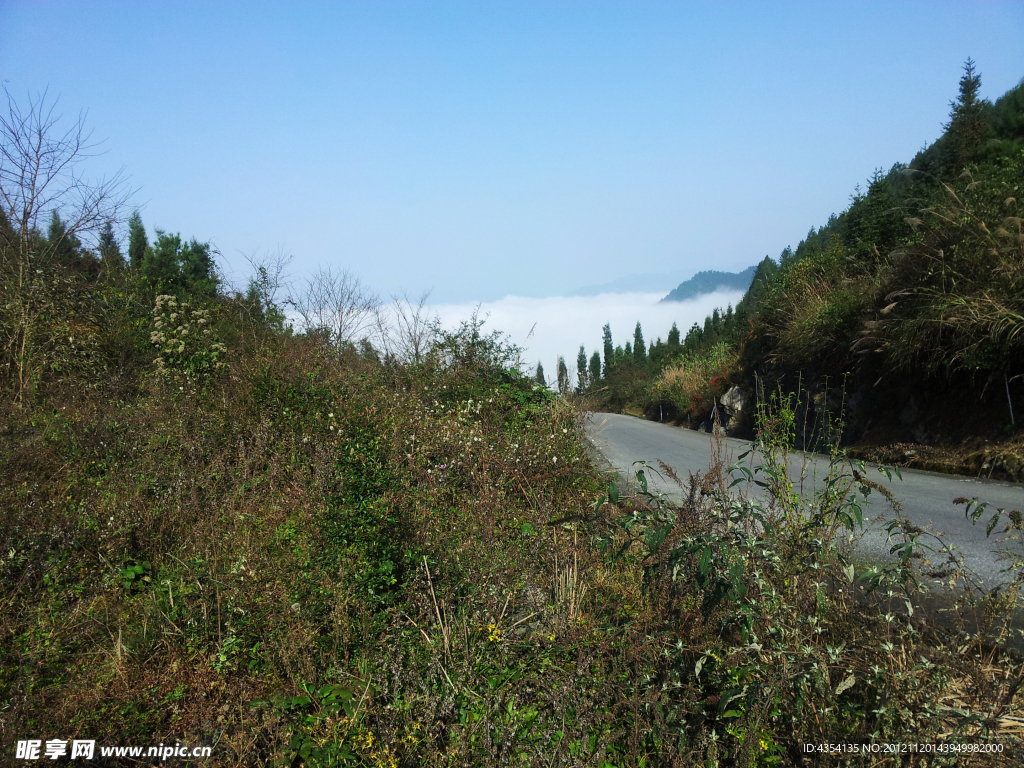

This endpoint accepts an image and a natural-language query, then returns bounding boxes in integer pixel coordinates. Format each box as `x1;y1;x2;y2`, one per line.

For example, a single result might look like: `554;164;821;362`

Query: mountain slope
661;265;757;302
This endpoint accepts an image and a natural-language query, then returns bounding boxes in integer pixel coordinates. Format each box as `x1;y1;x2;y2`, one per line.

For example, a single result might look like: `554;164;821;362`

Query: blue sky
1;1;1023;304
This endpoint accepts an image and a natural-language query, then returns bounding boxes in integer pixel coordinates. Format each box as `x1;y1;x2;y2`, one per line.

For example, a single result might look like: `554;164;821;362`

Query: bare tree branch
241;247;292;309
0;87;132;276
378;289;437;364
289;266;379;351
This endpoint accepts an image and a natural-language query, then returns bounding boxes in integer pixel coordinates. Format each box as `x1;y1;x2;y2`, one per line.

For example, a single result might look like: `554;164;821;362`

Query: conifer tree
98;220;124;269
127;210;148;270
723;304;735;342
535;362;546;386
179;238;217;294
588;352;601;385
557;356;569;394
141;230;218;294
684;322;702;353
633;321;646;363
667;322;680;347
602;323;613;377
576;345;588;390
46;211;81;266
945;58;988;173
143;229;182;286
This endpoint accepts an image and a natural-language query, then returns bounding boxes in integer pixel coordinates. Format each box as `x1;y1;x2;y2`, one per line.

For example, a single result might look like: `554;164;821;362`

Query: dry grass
654;342;737;420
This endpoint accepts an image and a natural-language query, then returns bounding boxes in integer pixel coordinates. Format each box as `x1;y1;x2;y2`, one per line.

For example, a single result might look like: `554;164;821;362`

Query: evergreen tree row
4;206;219;297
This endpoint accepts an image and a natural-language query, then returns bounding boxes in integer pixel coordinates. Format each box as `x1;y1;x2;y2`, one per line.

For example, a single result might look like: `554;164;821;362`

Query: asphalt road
586;412;1024;588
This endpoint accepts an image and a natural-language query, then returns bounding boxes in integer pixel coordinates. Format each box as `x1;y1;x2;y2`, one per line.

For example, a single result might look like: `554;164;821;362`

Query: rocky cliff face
719;385;752;437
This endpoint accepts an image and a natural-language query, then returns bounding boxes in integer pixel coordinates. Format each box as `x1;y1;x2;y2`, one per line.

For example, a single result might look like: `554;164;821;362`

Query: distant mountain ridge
660;265;757;302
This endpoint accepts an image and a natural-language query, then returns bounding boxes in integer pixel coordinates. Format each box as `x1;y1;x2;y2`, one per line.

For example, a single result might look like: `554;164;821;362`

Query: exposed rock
719;386;752;436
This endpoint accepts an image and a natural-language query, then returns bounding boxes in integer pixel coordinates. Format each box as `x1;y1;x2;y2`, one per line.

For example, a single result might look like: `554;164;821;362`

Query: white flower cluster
151;295;227;380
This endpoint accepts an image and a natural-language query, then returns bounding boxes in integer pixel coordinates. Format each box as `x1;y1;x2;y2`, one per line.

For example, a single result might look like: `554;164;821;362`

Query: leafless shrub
241;247;292;310
288;266;379;352
377;289;437;365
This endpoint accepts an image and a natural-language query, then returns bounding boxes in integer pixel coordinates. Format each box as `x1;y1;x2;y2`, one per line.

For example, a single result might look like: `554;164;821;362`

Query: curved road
586;412;1024;588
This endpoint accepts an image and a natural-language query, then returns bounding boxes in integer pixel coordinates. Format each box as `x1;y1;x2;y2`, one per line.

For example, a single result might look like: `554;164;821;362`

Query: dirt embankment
849;439;1024;483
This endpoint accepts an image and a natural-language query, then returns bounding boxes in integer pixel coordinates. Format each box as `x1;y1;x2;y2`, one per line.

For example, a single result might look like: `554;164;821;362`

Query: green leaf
987;509;1003;537
636;469;648;494
699;546;712;577
645;523;671;555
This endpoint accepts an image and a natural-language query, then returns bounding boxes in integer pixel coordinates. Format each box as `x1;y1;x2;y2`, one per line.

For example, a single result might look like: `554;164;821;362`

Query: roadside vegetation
578;61;1024;478
4;79;1024;767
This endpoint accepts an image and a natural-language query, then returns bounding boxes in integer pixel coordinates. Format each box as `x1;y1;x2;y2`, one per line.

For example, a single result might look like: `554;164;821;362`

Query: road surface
586;412;1024;588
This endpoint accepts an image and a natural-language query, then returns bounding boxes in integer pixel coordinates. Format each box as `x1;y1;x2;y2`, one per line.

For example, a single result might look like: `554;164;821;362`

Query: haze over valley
431;288;746;378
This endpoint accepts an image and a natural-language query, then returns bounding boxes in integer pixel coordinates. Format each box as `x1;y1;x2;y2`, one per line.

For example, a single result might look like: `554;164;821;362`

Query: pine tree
723;304;735;342
667;322;680;347
143;229;182;286
588;352;601;384
98;220;125;269
180;238;217;294
535;362;546;386
141;229;218;294
557;356;569;394
46;211;81;266
684;322;702;354
576;345;588;391
633;321;646;363
945;58;988;173
602;323;613;377
127;210;148;270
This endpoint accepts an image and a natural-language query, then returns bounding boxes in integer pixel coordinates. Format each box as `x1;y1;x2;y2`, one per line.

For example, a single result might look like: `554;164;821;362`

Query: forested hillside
584;61;1024;479
661;265;757;303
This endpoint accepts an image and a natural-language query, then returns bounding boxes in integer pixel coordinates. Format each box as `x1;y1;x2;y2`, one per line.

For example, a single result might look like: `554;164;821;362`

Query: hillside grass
3;272;1024;766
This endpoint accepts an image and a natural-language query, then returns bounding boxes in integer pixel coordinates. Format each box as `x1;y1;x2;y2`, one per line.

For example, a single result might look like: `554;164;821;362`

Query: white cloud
429;290;745;381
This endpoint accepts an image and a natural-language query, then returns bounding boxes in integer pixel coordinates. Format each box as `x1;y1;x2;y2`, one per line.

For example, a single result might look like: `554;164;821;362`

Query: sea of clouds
429;290;746;383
